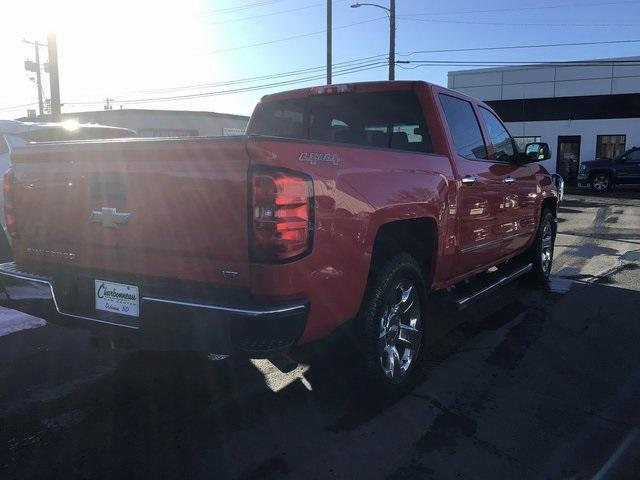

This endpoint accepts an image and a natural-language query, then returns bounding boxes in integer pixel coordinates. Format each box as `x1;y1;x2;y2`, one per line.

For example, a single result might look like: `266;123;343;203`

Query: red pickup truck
0;81;559;389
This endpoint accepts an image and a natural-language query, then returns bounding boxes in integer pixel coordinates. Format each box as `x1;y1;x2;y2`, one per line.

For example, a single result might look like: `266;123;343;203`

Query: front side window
596;135;626;159
438;94;487;160
480;107;516;163
624;148;640;162
0;136;8;155
249;90;433;153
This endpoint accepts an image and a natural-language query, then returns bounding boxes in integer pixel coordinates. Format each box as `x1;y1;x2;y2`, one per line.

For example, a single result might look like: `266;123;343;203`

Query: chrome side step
452;263;533;309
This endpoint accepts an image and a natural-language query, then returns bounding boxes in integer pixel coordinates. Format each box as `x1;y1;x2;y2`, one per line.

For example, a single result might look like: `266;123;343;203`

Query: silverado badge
298;152;340;166
90;207;131;228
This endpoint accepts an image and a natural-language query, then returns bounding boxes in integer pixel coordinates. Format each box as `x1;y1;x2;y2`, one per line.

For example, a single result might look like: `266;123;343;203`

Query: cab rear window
249;90;433;153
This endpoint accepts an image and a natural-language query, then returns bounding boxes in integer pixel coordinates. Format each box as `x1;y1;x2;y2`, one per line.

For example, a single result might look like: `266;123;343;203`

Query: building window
596;135;626;160
513;136;541;153
138;128;199;137
222;127;245;136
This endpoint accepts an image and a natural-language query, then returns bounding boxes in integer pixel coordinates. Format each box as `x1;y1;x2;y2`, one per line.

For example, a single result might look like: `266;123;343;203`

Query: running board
444;262;533;310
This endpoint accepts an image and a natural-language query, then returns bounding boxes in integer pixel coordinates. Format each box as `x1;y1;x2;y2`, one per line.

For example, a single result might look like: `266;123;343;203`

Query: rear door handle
503;176;516;184
461;175;477;185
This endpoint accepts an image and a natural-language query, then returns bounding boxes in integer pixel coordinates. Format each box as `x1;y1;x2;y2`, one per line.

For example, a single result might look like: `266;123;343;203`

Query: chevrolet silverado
0;81;558;389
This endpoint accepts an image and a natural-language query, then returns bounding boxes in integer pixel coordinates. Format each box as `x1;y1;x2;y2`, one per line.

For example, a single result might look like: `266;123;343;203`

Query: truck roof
259;80;484;105
260;80;429;102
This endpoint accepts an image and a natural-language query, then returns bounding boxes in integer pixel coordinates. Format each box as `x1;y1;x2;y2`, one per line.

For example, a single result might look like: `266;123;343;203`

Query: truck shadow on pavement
2;272;640;479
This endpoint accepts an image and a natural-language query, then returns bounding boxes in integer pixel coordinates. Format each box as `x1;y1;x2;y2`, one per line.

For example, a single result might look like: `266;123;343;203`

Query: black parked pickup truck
578;147;640;192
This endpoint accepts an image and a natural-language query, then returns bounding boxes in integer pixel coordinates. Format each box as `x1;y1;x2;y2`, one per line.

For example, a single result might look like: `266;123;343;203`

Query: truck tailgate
10;137;251;288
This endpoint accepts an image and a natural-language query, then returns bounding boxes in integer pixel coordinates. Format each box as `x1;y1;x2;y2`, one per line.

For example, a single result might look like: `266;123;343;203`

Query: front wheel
528;209;556;283
359;253;426;389
590;173;611;192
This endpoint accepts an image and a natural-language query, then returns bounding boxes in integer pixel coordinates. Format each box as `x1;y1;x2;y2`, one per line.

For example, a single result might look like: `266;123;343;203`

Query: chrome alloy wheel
592;175;609;191
541;221;554;274
378;279;422;383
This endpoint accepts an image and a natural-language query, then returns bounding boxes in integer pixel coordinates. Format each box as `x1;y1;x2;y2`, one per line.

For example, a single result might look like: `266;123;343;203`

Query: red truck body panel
5;81;558;348
11;137;251;288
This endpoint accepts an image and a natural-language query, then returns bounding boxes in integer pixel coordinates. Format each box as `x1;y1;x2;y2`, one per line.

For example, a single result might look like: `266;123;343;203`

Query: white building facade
20;109;249;139
448;57;640;184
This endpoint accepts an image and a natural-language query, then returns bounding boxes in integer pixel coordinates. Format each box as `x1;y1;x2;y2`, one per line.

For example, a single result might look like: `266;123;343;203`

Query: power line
400;38;640;57
201;16;386;55
0;102;39;113
57;38;640;104
400;0;640;18
397;60;640;70
196;0;290;17
204;0;348;26
62;54;389;101
64;62;388;106
399;16;640;27
401;60;640;65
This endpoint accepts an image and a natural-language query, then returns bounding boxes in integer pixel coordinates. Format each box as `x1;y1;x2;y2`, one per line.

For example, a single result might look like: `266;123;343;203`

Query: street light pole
351;2;395;81
327;0;332;84
389;0;395;80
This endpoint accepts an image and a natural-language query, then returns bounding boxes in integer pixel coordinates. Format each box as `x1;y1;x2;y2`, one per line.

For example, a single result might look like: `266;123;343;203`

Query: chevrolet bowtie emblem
89;207;131;228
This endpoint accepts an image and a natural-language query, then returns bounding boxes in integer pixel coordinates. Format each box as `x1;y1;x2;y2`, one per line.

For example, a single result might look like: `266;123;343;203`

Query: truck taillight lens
3;167;17;238
250;167;313;262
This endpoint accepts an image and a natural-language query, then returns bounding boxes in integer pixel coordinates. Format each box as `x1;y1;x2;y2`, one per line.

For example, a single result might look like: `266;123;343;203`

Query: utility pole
22;40;45;116
389;0;395;81
47;32;61;118
34;42;44;115
327;0;332;84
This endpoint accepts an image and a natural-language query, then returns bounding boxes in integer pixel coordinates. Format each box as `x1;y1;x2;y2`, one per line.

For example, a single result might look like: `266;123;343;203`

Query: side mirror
525;142;551;162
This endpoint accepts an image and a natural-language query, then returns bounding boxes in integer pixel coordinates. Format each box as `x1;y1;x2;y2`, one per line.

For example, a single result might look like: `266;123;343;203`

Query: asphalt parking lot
1;191;639;480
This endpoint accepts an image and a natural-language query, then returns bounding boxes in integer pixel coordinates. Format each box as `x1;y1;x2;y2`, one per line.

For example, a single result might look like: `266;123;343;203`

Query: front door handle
503;176;516;184
461;175;477;185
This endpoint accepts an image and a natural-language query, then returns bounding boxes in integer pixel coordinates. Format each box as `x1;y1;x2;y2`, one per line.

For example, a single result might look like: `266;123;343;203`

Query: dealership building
20;109;249;138
448;57;640;184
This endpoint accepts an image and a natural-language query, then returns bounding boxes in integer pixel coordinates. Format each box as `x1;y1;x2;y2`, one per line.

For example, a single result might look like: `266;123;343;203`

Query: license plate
95;280;139;317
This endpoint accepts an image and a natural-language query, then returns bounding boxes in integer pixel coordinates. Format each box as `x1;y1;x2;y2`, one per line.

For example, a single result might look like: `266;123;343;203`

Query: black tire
358;252;426;390
0;230;12;262
590;173;611;192
528;209;556;284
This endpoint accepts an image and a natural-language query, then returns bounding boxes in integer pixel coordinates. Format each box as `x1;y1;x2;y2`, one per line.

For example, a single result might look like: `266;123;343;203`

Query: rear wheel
359;253;426;389
590;173;611;192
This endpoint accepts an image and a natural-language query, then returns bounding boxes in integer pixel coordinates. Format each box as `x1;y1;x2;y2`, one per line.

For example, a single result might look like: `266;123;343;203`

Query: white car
0;120;137;259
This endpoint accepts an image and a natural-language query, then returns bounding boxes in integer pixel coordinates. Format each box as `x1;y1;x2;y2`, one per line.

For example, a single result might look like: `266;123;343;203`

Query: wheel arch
369;217;438;290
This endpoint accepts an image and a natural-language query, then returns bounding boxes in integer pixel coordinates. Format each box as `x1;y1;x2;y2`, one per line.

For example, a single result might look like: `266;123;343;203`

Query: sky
1;0;640;119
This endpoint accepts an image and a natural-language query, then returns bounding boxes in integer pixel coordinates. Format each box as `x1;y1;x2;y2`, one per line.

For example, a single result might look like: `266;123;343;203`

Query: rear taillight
250;167;313;262
3;167;17;238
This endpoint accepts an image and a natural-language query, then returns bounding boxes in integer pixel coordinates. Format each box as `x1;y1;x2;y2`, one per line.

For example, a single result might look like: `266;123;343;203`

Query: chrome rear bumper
0;262;308;356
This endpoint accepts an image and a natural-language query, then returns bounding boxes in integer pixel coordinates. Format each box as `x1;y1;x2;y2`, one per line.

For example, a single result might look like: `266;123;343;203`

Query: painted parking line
592;428;639;480
0;307;46;337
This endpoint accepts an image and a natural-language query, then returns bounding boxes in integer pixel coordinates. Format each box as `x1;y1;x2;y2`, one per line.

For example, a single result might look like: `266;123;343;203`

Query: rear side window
439;94;487;160
479;107;516;163
249;90;433;153
0;136;7;155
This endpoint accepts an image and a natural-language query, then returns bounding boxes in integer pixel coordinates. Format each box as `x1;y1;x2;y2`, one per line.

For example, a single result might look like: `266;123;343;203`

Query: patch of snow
0;307;46;337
